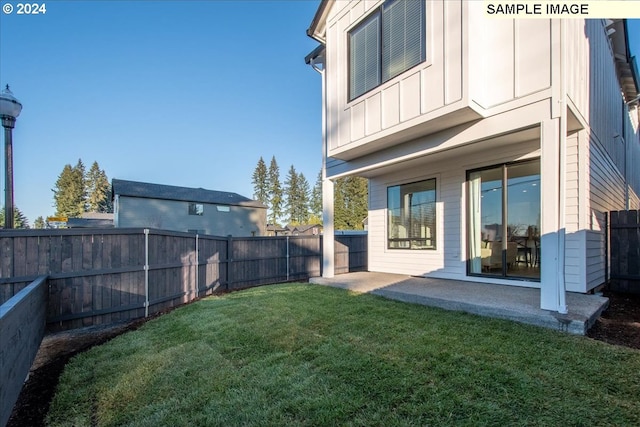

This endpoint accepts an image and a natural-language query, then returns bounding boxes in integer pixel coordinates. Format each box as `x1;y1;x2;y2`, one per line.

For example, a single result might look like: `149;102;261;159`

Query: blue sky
0;1;639;224
1;0;323;223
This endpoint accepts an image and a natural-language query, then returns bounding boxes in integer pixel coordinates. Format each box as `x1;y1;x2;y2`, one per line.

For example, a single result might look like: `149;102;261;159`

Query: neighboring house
265;224;322;236
67;212;114;228
285;224;322;236
266;224;289;236
306;1;640;312
112;179;267;237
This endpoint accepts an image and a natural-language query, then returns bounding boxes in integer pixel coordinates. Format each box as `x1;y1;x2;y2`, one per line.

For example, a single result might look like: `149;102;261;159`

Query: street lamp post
0;85;23;229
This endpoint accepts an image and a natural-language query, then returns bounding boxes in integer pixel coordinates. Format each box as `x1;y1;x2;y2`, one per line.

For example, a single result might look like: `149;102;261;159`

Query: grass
47;283;640;426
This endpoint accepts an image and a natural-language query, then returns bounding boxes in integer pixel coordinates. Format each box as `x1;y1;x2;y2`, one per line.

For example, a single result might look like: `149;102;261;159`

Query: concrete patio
309;272;609;335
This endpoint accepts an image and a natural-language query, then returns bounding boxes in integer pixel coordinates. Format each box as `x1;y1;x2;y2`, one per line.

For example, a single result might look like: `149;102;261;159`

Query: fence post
605;212;609;285
195;234;199;299
144;229;149;317
227;235;232;290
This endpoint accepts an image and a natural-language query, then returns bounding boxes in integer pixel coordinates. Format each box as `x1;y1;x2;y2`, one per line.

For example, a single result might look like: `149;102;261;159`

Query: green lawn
47;283;640;426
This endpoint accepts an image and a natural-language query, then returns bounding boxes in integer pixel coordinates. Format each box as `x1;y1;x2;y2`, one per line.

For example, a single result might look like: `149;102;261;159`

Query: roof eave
307;0;332;43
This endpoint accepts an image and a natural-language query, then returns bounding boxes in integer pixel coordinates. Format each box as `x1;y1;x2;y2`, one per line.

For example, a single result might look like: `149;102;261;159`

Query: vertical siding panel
443;0;462;104
382;83;400;129
351;100;366;141
400;72;421;121
480;19;515;106
422;0;444;114
365;93;381;135
515;19;551;97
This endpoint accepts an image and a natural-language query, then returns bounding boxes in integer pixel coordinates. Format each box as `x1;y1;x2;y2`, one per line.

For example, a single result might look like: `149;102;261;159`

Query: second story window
349;0;426;101
188;203;204;216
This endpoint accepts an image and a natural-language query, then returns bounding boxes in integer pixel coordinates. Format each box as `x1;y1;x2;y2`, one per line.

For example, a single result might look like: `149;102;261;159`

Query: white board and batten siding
320;2;639;293
324;0;464;159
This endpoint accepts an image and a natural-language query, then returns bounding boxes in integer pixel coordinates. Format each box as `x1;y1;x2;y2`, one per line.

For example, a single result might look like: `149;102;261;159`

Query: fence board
609;210;640;294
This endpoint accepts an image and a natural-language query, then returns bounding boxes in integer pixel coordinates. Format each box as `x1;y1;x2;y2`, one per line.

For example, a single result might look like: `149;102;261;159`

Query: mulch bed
586;290;640;350
7;290;640;427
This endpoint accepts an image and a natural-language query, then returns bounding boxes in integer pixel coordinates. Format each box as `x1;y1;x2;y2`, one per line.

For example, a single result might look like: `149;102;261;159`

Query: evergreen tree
34;216;46;229
86;161;111;213
251;157;269;205
53;160;86;218
298;172;310;224
334;176;368;230
0;206;29;229
310;170;323;219
284;165;300;224
267;156;283;225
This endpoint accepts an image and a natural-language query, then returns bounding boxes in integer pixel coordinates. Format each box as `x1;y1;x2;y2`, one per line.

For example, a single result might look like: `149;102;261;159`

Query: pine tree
34;216;46;229
310;170;323;219
268;156;283;225
0;206;29;229
251;157;269;206
284;165;300;224
53;160;86;218
298;172;310;224
334;176;368;230
86;161;111;213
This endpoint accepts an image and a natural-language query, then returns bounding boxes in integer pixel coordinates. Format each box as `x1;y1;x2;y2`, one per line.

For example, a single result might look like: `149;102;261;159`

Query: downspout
557;20;568;314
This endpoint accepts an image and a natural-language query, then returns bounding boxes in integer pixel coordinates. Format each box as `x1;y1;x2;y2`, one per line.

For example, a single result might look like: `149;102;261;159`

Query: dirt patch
6;317;153;427
7;290;640;427
587;290;640;350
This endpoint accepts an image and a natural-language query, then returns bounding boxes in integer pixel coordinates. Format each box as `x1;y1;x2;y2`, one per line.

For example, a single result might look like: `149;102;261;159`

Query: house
306;1;640;313
265;224;289;236
112;179;267;237
285;224;322;236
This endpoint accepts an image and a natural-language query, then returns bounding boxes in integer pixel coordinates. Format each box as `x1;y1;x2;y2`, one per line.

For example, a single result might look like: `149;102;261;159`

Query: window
387;178;436;249
188;203;204;216
349;0;426;100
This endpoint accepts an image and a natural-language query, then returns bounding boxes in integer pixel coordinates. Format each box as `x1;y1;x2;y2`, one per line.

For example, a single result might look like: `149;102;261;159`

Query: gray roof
67;218;114;228
112;179;266;209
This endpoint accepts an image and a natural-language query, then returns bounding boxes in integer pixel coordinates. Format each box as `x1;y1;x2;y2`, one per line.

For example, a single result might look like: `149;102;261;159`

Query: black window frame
348;0;427;101
188;202;204;216
387;178;437;250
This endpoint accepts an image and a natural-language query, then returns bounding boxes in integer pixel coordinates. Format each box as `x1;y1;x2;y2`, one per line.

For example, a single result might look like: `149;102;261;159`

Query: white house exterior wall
325;0;469;161
313;0;639;301
367;138;540;282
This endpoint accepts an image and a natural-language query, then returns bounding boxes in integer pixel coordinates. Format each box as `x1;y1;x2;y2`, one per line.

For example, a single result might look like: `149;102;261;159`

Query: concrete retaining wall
0;276;48;427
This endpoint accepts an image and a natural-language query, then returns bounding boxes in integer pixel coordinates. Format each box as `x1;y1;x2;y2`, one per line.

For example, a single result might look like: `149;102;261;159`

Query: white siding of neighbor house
367;139;539;280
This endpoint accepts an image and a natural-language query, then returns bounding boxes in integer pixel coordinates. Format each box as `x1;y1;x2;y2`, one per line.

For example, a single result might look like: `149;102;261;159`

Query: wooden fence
609;210;640;294
0;229;367;330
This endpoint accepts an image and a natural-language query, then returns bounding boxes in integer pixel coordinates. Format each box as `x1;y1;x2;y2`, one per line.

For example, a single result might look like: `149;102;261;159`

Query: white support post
540;118;562;311
322;178;335;278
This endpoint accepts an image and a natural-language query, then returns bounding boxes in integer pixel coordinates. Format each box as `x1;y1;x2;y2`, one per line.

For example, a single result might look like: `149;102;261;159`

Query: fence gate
609;210;640;294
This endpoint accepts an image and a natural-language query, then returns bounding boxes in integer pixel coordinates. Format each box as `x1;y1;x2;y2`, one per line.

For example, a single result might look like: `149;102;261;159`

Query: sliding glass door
468;160;540;280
